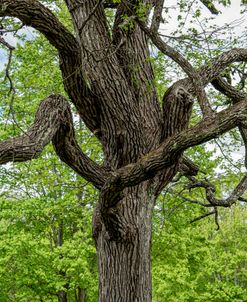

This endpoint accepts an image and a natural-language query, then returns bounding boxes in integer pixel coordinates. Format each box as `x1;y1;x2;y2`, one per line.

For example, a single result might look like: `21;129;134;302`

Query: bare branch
190;210;216;224
190;206;220;229
0;35;14;50
0;95;108;189
0;35;16;120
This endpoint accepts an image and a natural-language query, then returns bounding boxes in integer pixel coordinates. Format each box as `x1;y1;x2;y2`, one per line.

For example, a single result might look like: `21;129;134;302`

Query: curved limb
211;76;247;102
200;48;247;85
0;95;108;189
0;0;77;55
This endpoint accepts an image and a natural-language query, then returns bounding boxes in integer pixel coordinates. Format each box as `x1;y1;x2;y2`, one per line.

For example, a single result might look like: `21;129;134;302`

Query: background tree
0;0;247;301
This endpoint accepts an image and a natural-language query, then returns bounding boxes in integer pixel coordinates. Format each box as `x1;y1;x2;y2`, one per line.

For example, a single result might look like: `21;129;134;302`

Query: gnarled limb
187;174;247;207
0;95;108;189
100;97;247;208
140;20;246;119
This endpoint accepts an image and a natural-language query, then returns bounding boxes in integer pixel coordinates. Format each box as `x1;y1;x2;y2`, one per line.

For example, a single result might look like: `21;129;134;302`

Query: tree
0;0;246;301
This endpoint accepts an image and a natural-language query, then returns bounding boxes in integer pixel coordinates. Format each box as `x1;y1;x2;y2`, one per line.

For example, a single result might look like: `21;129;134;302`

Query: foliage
153;199;247;302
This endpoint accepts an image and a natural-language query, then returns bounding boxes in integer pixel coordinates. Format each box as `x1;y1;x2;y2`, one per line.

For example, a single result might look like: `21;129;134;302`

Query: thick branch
200;48;247;85
112;1;163;150
100;98;247;207
211;76;247;101
0;0;78;55
0;0;104;134
0;95;107;189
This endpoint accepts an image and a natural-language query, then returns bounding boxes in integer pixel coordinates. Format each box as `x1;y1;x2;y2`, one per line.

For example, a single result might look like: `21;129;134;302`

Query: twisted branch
187;174;247;207
0;95;107;189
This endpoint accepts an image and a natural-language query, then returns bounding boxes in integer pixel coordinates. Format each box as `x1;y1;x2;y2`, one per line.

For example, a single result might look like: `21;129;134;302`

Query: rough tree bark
0;1;247;301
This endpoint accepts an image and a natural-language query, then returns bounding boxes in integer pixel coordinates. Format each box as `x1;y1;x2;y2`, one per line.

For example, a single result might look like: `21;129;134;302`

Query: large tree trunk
94;184;155;302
